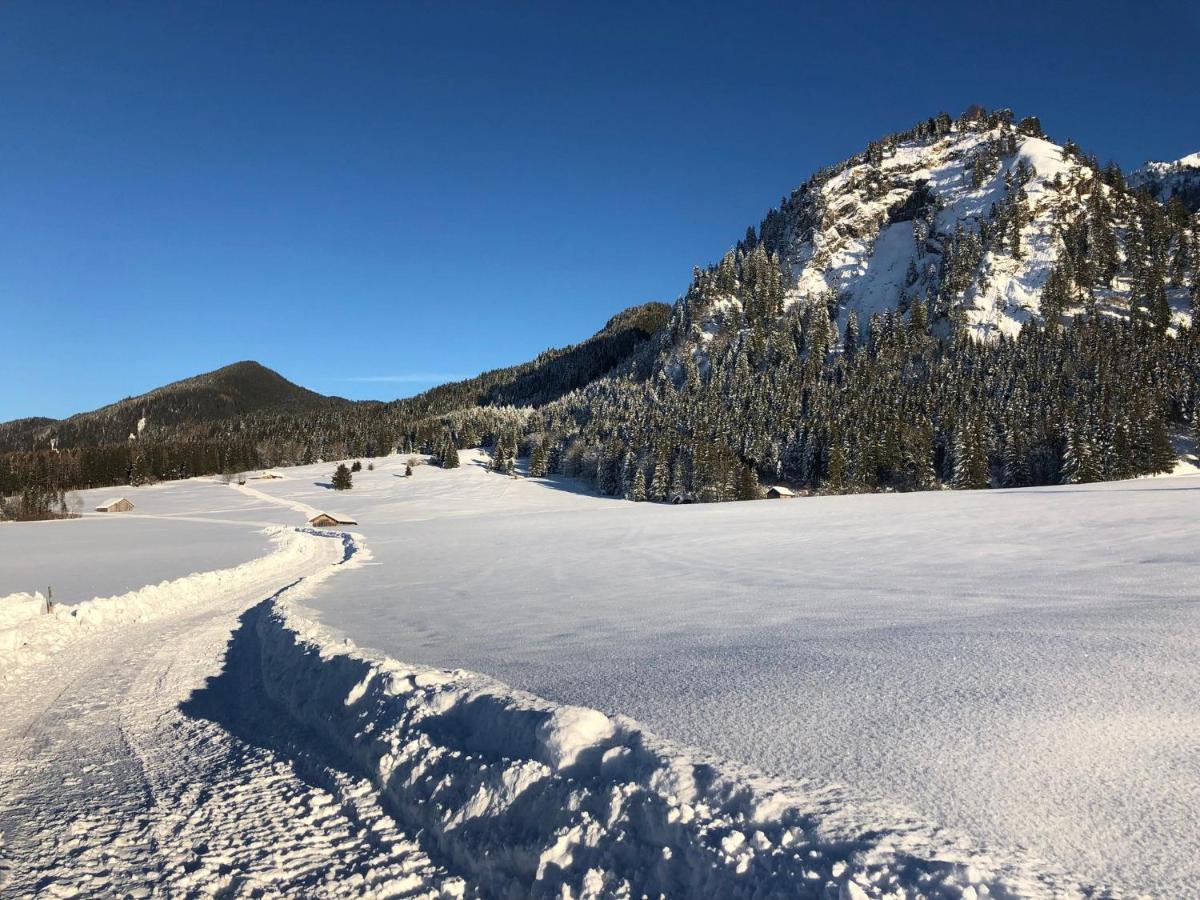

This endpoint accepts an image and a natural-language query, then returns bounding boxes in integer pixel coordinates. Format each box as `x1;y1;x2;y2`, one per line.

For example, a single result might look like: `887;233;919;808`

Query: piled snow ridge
261;564;1088;899
0;527;329;681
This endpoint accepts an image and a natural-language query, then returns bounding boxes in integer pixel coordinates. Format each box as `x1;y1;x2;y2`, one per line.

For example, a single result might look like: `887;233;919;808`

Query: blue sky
2;1;1197;420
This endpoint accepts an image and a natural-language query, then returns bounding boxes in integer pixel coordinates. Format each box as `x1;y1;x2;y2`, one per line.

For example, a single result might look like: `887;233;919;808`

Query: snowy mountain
522;108;1199;500
670;109;1195;354
1129;151;1200;212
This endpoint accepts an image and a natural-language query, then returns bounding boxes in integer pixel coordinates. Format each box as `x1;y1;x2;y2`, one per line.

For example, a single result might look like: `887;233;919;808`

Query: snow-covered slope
792;133;1071;336
251;450;1200;897
1129;151;1200;211
675;110;1196;347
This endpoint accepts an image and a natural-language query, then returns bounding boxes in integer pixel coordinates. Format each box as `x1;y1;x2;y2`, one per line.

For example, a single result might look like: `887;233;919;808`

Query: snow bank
0;527;329;680
0;592;49;649
258;540;1079;899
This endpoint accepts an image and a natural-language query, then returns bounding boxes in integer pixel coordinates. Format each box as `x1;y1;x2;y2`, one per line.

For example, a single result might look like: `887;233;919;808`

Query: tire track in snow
0;518;464;898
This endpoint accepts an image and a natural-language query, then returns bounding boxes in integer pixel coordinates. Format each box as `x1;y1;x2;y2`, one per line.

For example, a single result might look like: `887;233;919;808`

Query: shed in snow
309;512;358;527
766;486;797;499
96;497;135;513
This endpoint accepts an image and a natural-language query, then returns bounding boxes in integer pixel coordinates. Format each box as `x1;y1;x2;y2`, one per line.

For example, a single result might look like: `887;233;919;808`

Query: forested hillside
0;361;349;454
522;108;1200;500
0;305;669;514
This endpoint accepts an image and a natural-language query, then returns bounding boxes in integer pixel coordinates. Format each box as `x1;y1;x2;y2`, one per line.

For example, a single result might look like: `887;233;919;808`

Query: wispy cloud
328;373;466;384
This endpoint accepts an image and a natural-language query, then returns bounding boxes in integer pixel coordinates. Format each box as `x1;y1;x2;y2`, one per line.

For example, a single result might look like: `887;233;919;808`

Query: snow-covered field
248;453;1200;897
1;516;273;604
1;453;1197;897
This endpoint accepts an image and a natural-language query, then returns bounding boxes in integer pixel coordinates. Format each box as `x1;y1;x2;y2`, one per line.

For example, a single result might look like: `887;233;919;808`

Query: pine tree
1148;416;1177;473
736;465;760;500
620;451;637;497
649;452;669;503
529;442;548;478
331;463;353;490
1009;192;1026;259
596;446;619;495
1061;425;1099;484
844;311;860;361
1000;433;1031;488
908;296;928;339
631;466;647;502
952;424;989;489
825;441;847;493
1192;406;1200;465
1040;265;1069;327
669;451;688;500
491;437;513;474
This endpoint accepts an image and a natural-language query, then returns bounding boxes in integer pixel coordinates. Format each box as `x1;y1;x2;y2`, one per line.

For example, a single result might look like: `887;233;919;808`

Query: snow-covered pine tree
529;441;548;478
952;424;989;489
649;451;669;502
331;463;353;490
631;465;647;502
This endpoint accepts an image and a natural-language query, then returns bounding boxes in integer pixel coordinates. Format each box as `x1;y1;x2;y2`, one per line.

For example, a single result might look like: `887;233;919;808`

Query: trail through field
0;513;459;898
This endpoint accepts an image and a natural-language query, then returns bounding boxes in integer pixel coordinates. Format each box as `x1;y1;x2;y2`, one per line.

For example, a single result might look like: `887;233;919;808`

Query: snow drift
0;527;328;680
257;536;1083;899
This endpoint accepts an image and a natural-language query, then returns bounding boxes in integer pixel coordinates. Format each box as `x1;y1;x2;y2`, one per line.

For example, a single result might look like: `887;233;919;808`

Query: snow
1;514;273;604
768;127;1191;342
0;526;315;678
252;451;1200;897
1;452;1197;895
832;222;914;332
262;540;1065;898
1138;151;1200;175
1129;151;1200;207
0;524;462;898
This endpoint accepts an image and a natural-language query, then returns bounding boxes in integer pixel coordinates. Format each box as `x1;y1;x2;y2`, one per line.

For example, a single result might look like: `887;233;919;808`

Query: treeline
383;302;669;420
0;361;343;455
520;308;1196;501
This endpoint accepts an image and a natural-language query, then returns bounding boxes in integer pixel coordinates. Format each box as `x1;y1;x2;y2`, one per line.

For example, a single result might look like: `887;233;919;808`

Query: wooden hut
309;512;358;527
95;497;135;512
765;486;797;499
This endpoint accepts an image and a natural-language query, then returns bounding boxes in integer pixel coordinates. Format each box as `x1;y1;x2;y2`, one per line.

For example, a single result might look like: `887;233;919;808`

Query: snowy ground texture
1;453;1197;897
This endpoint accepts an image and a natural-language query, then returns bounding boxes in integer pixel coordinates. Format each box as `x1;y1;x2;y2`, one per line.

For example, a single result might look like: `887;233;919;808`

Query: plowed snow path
0;530;456;898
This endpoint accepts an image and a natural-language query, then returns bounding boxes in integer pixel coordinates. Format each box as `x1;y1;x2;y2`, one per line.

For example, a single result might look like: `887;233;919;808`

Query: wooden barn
309;512;358;527
765;486;797;499
96;497;135;513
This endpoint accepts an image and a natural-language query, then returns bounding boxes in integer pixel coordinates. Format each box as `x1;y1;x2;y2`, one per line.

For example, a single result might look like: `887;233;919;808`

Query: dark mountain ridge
0;304;669;459
0;361;347;454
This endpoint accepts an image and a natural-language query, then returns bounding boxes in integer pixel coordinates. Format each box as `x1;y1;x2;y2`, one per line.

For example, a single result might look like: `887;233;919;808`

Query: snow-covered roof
767;486;797;496
309;512;357;525
95;497;135;512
